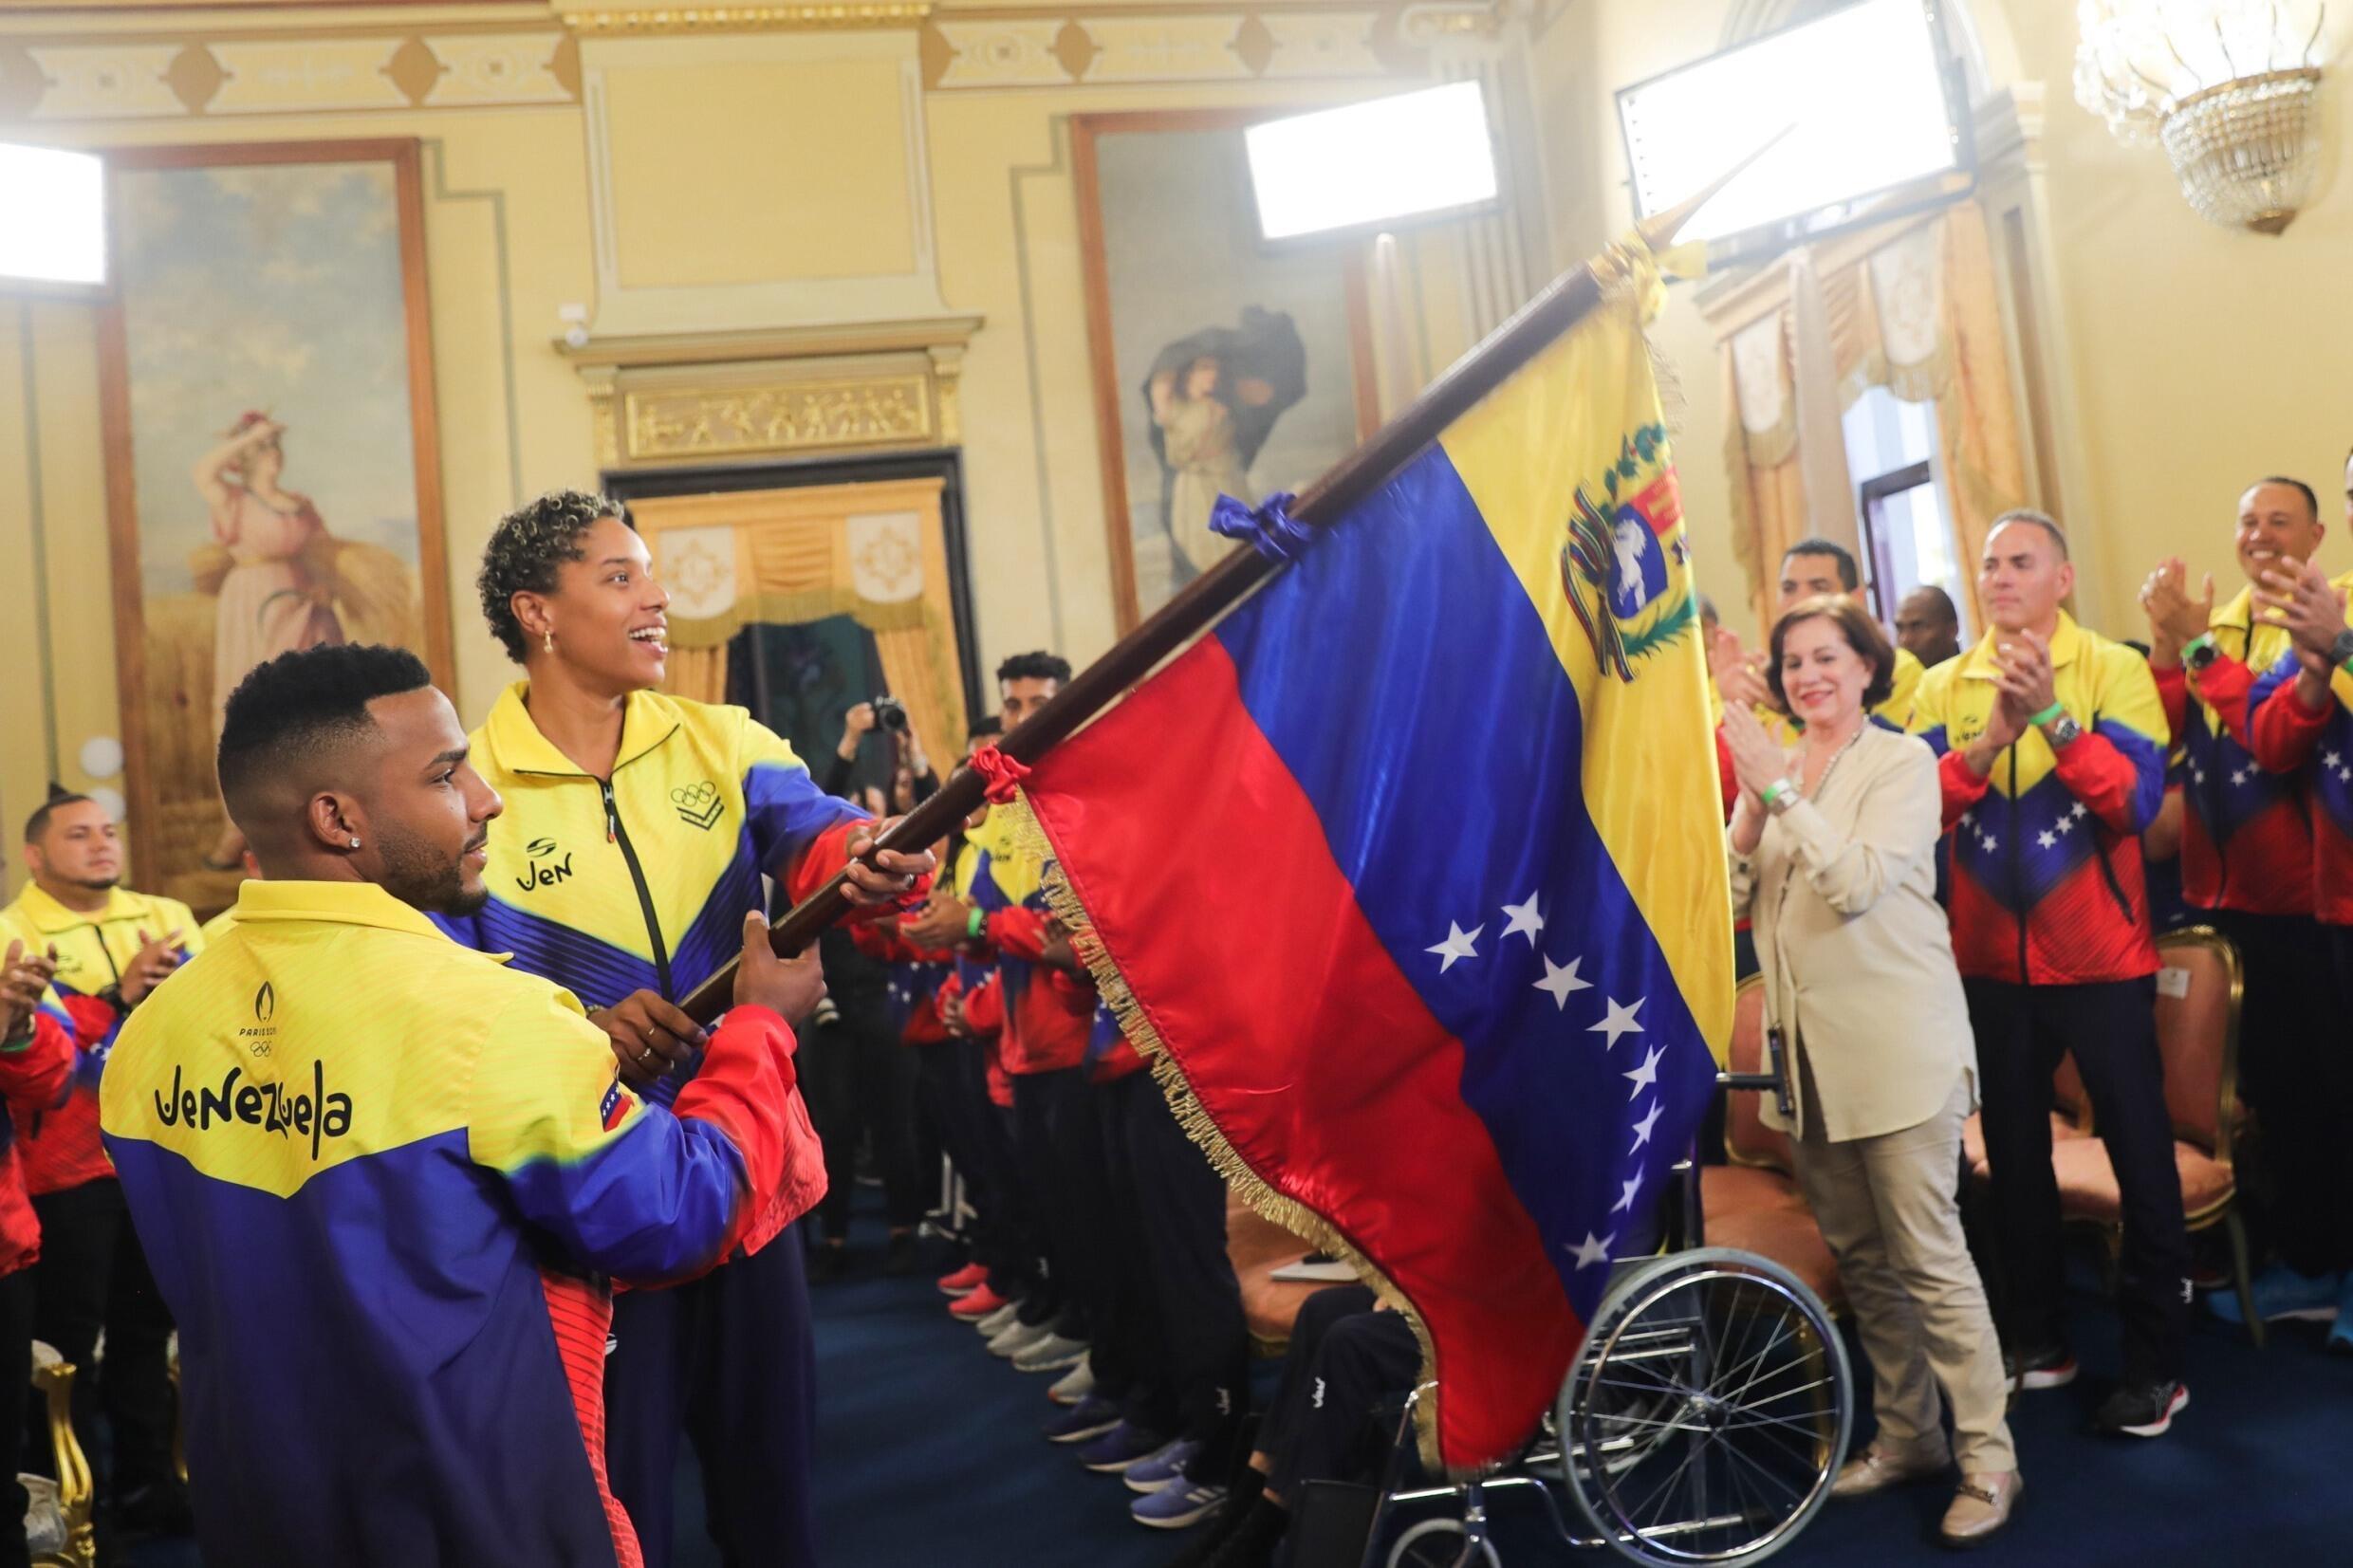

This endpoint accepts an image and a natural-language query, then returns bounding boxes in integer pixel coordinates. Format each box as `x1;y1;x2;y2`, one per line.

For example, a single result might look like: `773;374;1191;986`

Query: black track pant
1964;976;2191;1382
1125;1073;1251;1478
2212;910;2353;1275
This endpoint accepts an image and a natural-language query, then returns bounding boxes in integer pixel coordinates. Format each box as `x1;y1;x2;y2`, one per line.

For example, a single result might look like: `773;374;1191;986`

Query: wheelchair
1350;1049;1853;1568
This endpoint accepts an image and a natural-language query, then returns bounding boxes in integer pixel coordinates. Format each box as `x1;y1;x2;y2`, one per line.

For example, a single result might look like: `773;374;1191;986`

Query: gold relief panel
617;375;937;465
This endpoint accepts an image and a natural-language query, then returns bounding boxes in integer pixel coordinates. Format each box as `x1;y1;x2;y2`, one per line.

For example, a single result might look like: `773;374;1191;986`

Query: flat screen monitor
1246;81;1501;245
0;142;107;296
1616;0;1970;265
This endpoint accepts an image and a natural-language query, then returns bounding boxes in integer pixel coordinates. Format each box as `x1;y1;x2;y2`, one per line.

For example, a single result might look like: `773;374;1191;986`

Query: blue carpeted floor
124;1221;2353;1565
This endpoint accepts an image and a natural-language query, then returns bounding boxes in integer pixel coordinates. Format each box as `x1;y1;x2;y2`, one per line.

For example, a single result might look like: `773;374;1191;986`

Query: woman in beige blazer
1723;596;2019;1549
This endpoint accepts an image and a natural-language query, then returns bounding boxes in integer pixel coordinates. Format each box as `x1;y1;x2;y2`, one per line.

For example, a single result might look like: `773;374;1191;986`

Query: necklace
1804;723;1869;797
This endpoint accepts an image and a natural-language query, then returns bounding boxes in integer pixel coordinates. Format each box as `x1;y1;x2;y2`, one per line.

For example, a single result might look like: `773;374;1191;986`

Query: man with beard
99;643;827;1568
0;786;199;1540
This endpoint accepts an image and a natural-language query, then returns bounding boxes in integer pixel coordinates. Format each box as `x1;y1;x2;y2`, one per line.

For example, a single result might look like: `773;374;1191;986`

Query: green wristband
2029;701;2066;728
966;907;986;941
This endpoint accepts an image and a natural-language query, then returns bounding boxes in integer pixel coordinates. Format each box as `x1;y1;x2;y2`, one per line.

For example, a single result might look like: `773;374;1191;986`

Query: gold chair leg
31;1353;96;1568
2223;1208;2265;1351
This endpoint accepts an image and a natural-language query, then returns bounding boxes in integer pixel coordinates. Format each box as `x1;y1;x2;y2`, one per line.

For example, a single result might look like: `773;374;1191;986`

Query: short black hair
2253;475;2321;522
24;784;91;844
967;714;1005;741
217;644;434;817
478;489;629;662
996;651;1071;687
1782;538;1860;593
1900;584;1959;624
1988;507;2070;561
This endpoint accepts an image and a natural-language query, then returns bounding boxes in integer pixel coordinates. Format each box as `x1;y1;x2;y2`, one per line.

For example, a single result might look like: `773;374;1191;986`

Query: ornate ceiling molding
557;3;934;34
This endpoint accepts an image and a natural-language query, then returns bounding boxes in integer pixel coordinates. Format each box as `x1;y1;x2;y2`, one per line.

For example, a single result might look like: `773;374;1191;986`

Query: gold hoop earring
543;629;554;655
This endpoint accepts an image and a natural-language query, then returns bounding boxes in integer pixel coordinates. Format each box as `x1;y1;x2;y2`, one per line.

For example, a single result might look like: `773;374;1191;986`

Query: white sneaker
1012;1333;1089;1374
974;1301;1023;1337
1047;1362;1098;1406
989;1319;1052;1358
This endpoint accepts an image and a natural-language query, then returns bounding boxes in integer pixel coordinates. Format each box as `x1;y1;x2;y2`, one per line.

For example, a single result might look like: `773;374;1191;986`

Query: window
1842;384;1970;643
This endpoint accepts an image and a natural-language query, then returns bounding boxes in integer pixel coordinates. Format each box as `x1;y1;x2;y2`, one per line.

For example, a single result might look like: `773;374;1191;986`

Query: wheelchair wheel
1386;1516;1503;1568
1557;1248;1850;1566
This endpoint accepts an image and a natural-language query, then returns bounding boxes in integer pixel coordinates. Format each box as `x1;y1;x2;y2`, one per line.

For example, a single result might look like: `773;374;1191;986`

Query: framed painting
1073;108;1380;634
98;138;451;913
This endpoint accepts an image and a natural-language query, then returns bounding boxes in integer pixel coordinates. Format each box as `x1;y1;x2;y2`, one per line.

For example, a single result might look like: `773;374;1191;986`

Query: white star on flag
1622;1043;1663;1098
1567;1231;1614;1269
1629;1098;1664;1152
2038;831;2056;849
2056;818;2074;836
1499;894;1545;945
1533;955;1592;1010
2232;767;2251;786
1981;834;1998;852
2070;802;2088;821
1426;922;1483;972
1612;1173;1642;1214
1589;995;1644;1049
2326;750;2343;769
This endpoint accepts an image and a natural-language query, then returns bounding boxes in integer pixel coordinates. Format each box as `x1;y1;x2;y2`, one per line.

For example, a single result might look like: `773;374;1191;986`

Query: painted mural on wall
102;140;448;914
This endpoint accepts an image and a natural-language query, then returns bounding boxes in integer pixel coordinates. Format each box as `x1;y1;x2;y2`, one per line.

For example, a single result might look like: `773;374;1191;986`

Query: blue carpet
125;1228;2353;1565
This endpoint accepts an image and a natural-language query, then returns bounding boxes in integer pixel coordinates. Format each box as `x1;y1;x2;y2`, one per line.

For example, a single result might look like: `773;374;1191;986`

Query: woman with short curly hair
436;489;933;1568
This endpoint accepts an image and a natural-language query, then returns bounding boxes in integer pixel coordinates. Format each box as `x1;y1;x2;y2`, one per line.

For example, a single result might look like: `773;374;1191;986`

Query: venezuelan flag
1023;259;1732;1472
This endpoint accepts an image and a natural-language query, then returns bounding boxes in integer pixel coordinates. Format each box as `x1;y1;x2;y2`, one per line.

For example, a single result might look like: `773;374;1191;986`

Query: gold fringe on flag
997;790;1465;1473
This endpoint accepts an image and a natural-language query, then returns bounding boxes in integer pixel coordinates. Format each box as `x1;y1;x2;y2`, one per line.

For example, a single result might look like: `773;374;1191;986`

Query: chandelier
2074;1;2331;234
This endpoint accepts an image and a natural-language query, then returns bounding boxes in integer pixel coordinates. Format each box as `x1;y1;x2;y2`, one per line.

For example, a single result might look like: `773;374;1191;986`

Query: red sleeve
2154;663;2190;739
778;820;911;923
2250;672;2334;771
2186;655;2261;747
2049;731;2150;835
962;974;1005;1036
848;922;914;963
0;1014;73;1113
1937;747;1993;831
1714;728;1737;821
670;1005;797;1259
984;906;1050;960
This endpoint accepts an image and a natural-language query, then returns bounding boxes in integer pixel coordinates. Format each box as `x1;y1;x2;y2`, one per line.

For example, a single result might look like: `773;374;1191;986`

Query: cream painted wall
0;21;1492;896
1532;0;2351;645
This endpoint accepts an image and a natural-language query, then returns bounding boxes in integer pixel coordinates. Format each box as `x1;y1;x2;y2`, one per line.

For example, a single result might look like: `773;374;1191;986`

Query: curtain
637;479;971;763
1715;200;2028;633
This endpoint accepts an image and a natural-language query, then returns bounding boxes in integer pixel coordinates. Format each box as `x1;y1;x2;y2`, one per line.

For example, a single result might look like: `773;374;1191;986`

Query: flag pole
678;140;1776;1024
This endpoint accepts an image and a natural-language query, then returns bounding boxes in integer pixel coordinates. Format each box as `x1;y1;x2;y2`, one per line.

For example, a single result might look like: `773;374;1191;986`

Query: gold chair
1697;977;1846;1315
27;1339;95;1568
2049;926;2258;1345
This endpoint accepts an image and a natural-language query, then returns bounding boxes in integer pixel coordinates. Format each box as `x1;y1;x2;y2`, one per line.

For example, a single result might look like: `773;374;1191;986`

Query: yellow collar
1960;610;2087;680
479;681;683;779
2212;584;2255;634
11;883;147;934
232;879;498;957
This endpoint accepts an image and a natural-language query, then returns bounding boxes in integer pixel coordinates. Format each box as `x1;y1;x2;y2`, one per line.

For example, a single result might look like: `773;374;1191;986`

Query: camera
869;695;909;732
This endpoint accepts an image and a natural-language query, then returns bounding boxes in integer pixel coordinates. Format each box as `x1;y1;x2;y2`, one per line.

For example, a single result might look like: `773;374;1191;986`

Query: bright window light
0;142;106;289
1246;82;1500;243
1617;0;1960;246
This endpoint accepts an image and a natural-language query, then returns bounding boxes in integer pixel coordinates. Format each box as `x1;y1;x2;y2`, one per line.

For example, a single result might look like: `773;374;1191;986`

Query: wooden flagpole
678;146;1776;1024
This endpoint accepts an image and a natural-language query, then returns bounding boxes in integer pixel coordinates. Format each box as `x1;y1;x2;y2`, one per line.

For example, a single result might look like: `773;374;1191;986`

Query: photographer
825;697;941;803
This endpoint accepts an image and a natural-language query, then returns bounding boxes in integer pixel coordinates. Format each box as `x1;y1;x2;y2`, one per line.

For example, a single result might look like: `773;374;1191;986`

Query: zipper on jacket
602;778;674;1001
2008;747;2029;985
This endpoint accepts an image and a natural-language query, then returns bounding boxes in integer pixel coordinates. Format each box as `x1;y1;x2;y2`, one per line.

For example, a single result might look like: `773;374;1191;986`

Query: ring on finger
639;1045;658;1066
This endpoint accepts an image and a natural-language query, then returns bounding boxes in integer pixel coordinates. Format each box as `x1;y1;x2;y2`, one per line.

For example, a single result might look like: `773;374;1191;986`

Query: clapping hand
0;941;56;1042
2254;560;2348;660
1710;626;1773;712
118;929;184;1007
1719;703;1788;805
1990;630;2057;729
2139;558;2215;658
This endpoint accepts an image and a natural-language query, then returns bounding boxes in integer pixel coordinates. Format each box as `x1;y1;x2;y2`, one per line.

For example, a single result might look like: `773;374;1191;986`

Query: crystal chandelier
2075;0;2331;234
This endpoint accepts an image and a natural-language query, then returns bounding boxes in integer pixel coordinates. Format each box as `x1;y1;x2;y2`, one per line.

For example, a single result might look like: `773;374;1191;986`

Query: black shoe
883;1232;919;1276
2091;1378;2188;1438
808;1242;851;1283
2002;1343;2077;1391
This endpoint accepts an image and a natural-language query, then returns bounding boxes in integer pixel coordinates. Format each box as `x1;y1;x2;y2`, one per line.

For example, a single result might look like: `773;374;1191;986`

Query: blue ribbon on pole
1207;490;1314;564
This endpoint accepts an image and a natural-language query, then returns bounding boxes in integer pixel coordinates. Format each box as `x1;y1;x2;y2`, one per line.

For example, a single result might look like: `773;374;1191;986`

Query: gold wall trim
559;4;933;32
624;375;934;461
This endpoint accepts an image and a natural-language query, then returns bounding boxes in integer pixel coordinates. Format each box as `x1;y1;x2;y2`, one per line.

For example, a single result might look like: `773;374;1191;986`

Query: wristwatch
2331;627;2353;674
2184;636;2221;673
2042;711;2084;748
